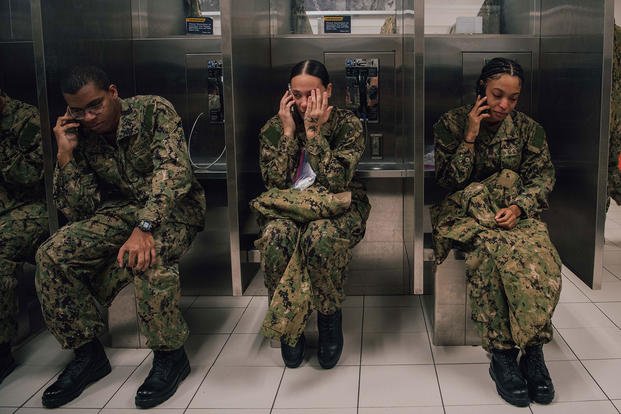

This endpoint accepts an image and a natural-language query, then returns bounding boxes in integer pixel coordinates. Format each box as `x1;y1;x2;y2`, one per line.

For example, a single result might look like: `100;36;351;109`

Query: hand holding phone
476;82;489;115
278;89;297;137
53;109;80;166
465;84;491;142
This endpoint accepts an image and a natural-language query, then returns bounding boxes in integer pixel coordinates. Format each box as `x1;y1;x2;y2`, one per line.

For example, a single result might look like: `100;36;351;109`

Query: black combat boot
42;338;111;408
135;347;191;408
317;309;343;369
520;344;555;404
280;333;305;368
0;342;16;384
489;348;530;407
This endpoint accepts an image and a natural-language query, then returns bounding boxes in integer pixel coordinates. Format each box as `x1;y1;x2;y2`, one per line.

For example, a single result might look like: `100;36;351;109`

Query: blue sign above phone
324;16;351;34
186;17;213;35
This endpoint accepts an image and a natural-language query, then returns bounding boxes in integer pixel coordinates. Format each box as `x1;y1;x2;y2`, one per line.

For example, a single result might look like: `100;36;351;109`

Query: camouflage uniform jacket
0;91;46;217
259;107;366;200
54;95;206;229
434;105;555;219
608;24;621;205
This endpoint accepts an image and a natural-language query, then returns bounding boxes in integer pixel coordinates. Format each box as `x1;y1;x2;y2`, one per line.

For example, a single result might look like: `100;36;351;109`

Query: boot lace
58;348;91;380
525;347;550;378
318;312;338;340
148;351;174;380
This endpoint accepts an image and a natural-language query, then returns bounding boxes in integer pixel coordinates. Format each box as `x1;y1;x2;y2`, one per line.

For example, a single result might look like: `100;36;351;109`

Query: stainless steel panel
0;42;37;105
0;0;9;40
40;0;131;40
0;0;32;40
412;0;424;294
540;0;604;52
132;38;223;155
222;0;272;295
539;48;608;288
501;0;537;35
141;0;187;37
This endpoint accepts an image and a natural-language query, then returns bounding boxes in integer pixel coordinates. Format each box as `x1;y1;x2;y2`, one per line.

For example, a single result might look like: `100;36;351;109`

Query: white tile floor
3;204;621;413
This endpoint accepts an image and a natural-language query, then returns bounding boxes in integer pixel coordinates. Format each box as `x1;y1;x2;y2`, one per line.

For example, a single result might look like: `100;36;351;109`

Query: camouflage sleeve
305;112;364;193
434;114;475;190
259;117;299;189
510;124;556;218
0;106;44;187
137;98;194;227
53;152;101;221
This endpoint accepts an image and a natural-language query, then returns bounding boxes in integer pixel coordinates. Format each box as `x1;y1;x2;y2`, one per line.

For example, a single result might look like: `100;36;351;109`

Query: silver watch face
138;220;153;232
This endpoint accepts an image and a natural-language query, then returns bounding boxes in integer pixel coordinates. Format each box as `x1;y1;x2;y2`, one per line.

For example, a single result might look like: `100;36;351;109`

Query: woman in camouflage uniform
255;60;370;369
432;58;561;407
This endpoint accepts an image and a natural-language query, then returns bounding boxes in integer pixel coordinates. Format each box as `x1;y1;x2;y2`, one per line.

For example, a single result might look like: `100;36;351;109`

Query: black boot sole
529;389;555;405
318;336;343;370
489;367;530;407
0;358;17;384
318;345;343;369
42;359;112;408
134;359;191;408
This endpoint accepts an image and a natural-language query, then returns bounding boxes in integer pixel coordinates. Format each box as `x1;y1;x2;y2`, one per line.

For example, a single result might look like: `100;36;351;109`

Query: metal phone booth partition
252;0;420;297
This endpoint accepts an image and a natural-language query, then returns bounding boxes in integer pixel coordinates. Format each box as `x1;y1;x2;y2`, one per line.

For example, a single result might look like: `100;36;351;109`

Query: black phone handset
291;103;304;126
476;80;489;114
288;84;305;127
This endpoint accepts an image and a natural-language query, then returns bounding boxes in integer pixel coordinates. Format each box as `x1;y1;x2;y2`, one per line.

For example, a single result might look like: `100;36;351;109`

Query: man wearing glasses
35;66;206;408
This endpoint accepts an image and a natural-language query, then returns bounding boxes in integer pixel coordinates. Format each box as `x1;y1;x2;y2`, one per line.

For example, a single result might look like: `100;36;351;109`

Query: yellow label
186;17;206;23
323;16;344;22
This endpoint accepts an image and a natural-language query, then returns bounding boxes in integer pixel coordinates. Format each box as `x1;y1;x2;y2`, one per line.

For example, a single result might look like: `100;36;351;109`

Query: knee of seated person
497;169;520;187
462;182;487;197
261;219;299;244
301;220;340;256
35;237;58;268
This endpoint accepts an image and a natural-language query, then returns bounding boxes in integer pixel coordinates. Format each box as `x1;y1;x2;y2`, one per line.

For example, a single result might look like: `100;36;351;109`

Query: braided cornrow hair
476;57;525;91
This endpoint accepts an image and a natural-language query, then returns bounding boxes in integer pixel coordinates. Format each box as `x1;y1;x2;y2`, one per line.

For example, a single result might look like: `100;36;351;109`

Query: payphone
344;58;381;159
207;59;224;124
345;57;379;123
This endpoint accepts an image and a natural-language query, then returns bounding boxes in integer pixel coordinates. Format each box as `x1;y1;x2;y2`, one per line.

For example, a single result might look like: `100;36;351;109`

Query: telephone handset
207;60;224;124
291;104;304;127
476;81;489;114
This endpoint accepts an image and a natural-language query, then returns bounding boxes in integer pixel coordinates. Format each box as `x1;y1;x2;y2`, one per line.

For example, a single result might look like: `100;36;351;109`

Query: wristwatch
137;220;155;233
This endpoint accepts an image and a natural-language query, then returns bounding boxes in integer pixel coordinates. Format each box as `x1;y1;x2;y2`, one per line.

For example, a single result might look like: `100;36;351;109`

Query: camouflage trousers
35;203;198;350
432;169;562;351
256;198;368;345
0;203;48;344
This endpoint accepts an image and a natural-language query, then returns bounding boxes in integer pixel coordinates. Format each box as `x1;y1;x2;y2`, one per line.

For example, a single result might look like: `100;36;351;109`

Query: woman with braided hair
431;57;562;407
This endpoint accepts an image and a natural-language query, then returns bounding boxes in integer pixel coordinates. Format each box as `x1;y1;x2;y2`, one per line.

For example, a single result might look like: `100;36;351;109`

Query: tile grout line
182;295;255;412
98;348;153;410
355;295;366;414
552;322;619;408
417;296;447;414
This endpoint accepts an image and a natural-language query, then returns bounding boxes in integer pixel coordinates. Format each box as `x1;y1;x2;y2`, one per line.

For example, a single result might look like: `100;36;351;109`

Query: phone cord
188;112;227;170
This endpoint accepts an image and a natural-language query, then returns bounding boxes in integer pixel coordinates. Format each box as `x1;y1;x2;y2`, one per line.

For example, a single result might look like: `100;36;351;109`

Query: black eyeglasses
67;97;105;120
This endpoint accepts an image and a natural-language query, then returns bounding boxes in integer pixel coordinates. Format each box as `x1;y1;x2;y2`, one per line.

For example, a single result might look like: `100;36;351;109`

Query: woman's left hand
495;205;522;229
304;88;333;138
